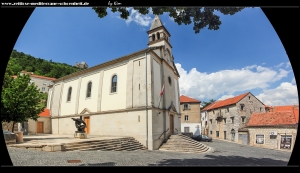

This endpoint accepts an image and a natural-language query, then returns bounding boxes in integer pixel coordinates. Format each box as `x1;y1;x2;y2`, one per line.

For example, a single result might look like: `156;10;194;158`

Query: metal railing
158;128;169;139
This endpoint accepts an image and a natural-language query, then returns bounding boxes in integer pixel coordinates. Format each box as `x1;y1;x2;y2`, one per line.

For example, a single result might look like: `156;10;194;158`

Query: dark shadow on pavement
79;162;116;166
147;155;288;166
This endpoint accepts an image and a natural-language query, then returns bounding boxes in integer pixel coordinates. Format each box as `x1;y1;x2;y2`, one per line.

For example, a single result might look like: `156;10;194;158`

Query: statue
71;118;86;132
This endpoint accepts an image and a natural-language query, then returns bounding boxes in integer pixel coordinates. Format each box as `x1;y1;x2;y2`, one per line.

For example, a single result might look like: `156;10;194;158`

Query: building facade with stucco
180;95;201;136
47;15;181;150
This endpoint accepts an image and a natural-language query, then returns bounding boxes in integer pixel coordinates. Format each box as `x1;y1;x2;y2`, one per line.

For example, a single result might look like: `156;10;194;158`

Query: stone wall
207;93;265;142
180;103;201;123
2;122;18;132
248;126;297;151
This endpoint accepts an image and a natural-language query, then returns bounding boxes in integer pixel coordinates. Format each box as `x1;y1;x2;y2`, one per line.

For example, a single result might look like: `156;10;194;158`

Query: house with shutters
47;15;181;150
180;95;201;136
203;92;265;143
247;105;298;151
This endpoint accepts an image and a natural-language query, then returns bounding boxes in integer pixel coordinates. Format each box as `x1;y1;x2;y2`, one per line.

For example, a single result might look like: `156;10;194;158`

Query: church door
36;122;44;133
84;117;90;134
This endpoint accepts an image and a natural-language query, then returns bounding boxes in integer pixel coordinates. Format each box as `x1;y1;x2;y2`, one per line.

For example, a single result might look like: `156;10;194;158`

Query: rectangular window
210;131;212;135
280;135;292;150
184;127;190;133
231;117;234;124
242;117;246;123
205;121;207;125
240;104;245;110
210;119;212;124
216;131;219;137
42;87;45;91
226;107;229;112
183;104;190;110
43;82;47;85
184;115;189;121
256;134;264;144
224;118;226;124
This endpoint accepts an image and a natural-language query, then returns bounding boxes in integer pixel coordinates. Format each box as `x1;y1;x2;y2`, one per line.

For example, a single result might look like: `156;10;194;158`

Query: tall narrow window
67;87;72;102
111;75;117;93
156;32;160;40
152;34;155;41
184;115;189;121
86;81;92;98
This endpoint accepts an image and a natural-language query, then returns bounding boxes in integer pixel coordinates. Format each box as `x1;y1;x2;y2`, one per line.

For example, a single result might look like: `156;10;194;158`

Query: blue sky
13;7;298;106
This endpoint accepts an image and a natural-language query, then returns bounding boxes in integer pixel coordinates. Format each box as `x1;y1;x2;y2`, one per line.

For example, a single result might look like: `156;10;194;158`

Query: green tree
1;72;45;132
2;62;14;90
201;99;216;109
92;7;246;34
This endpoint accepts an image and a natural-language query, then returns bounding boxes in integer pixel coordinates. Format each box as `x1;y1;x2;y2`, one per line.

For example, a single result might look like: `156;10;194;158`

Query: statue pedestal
74;132;87;139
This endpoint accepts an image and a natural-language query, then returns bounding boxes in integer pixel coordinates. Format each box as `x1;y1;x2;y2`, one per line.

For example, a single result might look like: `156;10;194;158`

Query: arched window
111;75;117;93
156;32;160;40
152;34;155;41
86;81;92;98
67;87;72;102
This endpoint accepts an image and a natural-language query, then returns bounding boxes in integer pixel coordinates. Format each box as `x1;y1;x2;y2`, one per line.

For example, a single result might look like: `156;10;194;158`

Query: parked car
191;134;212;142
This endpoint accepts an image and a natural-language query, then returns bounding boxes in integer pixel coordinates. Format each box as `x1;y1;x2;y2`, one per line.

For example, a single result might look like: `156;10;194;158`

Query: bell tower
147;15;173;63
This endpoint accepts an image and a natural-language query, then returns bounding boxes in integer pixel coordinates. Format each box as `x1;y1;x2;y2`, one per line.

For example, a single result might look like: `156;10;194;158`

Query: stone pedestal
14;131;24;143
74;132;87;139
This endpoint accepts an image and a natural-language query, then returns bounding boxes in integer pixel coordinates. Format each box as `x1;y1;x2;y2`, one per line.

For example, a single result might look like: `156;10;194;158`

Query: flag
160;84;164;97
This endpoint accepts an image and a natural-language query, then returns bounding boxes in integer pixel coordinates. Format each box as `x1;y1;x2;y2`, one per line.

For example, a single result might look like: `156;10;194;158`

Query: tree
1;71;45;132
201;99;216;109
92;7;246;34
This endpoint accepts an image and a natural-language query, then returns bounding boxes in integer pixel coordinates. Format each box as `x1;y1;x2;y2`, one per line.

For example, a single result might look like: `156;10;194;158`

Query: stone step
64;137;145;151
65;142;143;151
158;134;210;153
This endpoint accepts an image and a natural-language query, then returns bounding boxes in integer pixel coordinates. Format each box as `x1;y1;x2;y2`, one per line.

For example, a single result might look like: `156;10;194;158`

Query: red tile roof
180;95;201;103
202;92;250;111
247;112;298;126
21;71;56;81
39;109;50;117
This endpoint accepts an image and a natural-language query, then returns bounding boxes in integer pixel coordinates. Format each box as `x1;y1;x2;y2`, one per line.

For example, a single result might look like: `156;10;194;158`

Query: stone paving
4;136;293;166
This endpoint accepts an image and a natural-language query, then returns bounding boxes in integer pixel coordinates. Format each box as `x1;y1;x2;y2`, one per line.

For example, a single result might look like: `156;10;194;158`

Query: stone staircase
159;134;210;153
63;137;147;151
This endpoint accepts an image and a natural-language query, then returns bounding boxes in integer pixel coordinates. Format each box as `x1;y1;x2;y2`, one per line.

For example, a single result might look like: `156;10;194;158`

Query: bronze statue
71;118;86;132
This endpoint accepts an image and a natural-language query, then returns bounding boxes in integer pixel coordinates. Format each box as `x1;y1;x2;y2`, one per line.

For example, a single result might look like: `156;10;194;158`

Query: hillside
8;49;83;79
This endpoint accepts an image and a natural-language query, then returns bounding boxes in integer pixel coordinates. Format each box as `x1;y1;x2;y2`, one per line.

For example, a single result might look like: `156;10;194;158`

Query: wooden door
84;117;90;134
36;122;44;133
170;114;174;134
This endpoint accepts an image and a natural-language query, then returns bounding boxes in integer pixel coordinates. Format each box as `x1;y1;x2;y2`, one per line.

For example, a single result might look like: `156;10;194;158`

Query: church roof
147;15;171;36
150;15;163;30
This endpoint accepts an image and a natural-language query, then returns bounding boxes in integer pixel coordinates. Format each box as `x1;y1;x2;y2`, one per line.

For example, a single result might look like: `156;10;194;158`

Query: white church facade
47;15;181;150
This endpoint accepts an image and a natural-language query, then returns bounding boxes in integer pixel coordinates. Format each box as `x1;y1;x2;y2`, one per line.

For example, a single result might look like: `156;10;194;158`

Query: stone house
47;15;181;150
247;105;298;151
18;71;56;93
180;95;201;136
203;92;265;143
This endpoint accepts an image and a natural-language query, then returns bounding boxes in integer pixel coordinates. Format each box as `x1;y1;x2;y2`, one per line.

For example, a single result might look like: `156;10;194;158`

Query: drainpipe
145;48;150;149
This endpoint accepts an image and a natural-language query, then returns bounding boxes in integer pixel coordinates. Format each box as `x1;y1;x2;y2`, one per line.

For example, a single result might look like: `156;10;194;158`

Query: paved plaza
3;135;294;166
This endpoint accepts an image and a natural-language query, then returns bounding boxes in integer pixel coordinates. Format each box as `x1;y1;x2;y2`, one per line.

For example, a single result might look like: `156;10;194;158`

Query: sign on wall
280;135;292;149
256;134;264;144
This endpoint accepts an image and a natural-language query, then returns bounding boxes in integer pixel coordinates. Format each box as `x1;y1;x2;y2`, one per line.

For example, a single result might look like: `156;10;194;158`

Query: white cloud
286;62;291;68
124;8;153;27
218;95;235;101
291;77;296;84
256;82;299;106
274;62;285;68
175;63;293;103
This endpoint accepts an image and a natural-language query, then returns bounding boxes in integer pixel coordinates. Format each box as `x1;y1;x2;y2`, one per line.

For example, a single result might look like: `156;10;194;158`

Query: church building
47;15;181;150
